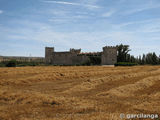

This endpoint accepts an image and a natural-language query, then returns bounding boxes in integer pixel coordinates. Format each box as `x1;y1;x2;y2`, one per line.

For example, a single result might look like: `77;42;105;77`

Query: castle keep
45;46;117;65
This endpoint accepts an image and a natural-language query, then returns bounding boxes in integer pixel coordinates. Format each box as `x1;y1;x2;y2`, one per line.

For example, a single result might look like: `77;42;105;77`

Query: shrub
0;62;5;67
115;62;138;66
6;60;17;67
81;60;91;66
89;56;101;65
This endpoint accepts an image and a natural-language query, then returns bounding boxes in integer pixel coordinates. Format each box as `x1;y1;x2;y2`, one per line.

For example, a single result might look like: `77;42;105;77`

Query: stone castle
45;46;117;65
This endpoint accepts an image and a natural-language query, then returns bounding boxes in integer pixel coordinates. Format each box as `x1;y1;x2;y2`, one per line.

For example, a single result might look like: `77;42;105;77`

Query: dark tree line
137;53;160;65
117;44;160;65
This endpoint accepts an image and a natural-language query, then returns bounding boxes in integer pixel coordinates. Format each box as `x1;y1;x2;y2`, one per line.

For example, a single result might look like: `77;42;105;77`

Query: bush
115;62;138;66
0;62;5;67
81;60;91;66
0;61;44;67
81;56;101;66
89;56;101;65
6;60;17;67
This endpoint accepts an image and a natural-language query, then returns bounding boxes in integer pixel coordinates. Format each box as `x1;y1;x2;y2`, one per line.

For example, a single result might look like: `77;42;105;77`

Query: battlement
103;46;117;48
103;46;117;51
79;52;102;56
45;47;54;51
70;48;81;54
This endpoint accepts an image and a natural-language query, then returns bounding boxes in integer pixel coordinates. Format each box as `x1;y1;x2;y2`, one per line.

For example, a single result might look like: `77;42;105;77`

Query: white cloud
50;10;68;16
1;19;160;56
1;20;134;52
137;21;160;33
102;10;115;17
44;1;79;5
48;19;67;23
114;18;160;30
123;4;160;15
48;15;88;23
43;1;99;9
0;10;3;14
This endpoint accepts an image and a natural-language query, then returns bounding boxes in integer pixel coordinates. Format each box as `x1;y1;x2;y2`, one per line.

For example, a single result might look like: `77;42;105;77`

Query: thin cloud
48;14;89;24
43;0;99;9
115;18;160;29
102;10;115;17
0;10;3;14
44;1;79;5
124;4;160;15
117;18;160;33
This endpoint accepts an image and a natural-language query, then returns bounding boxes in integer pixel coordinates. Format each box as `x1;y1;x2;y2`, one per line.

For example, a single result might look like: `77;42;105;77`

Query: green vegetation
115;62;138;66
6;60;17;67
116;44;131;62
0;62;6;67
116;44;160;66
0;60;44;67
82;56;101;66
138;53;160;65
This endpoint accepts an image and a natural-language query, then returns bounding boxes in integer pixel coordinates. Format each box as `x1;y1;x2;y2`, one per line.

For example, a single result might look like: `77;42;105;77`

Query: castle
45;46;117;65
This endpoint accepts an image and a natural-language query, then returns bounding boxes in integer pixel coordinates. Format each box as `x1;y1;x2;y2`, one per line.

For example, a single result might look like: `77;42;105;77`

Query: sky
0;0;160;57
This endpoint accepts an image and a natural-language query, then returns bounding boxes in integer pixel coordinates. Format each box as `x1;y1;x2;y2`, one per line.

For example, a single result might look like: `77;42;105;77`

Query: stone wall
101;46;117;65
45;46;117;65
51;52;89;65
45;47;54;64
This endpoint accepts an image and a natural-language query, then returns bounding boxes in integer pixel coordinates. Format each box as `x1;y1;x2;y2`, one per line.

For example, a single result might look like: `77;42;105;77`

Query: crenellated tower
45;47;54;64
101;46;117;65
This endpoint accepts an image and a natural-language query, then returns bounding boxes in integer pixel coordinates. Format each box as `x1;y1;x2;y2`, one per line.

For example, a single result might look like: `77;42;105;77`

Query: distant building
45;46;117;65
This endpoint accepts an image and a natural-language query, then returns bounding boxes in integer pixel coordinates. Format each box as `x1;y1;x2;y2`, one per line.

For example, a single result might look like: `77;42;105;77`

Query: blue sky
0;0;160;57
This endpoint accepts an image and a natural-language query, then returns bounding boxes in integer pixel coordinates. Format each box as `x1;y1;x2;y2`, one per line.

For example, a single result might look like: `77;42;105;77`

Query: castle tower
45;47;54;64
101;46;117;65
70;48;81;54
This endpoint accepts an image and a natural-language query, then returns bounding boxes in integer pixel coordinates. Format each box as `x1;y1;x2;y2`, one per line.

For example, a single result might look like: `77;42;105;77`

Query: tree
145;52;159;65
138;55;142;64
152;52;158;65
116;44;131;62
126;54;131;62
141;54;146;65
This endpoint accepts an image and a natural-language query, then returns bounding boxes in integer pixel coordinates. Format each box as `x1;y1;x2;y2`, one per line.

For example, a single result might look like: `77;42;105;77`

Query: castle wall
52;52;74;65
51;52;89;65
71;55;89;65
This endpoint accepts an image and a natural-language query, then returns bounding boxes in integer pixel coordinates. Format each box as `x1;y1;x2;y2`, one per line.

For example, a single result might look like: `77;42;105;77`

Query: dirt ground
0;66;160;120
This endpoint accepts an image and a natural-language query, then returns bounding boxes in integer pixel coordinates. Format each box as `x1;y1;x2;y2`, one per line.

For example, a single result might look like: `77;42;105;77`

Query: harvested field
0;66;160;120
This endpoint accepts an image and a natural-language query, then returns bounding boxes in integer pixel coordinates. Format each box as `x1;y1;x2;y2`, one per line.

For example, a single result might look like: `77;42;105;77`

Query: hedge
115;62;138;66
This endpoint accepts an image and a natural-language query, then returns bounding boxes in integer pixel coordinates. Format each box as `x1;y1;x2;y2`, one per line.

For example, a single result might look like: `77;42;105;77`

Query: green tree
152;52;158;65
116;44;131;62
138;55;142;64
146;53;153;64
141;54;146;65
145;52;159;65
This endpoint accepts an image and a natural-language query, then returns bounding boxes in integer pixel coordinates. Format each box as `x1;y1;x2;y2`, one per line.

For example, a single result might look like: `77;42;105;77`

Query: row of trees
117;44;160;65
